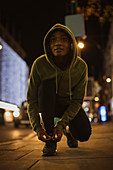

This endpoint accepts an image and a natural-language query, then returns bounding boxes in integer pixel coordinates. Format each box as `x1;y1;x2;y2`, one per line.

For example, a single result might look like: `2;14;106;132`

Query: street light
78;42;84;49
77;41;84;57
94;96;99;102
106;77;111;83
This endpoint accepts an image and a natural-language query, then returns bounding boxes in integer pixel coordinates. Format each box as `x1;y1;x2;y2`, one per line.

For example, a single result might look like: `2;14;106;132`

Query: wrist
55;125;63;130
36;127;43;134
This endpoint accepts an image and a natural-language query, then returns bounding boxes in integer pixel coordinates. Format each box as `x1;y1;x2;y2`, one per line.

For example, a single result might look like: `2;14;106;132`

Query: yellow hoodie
27;24;88;133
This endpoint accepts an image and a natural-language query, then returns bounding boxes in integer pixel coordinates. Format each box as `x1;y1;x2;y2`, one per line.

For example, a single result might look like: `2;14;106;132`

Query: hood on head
43;23;78;70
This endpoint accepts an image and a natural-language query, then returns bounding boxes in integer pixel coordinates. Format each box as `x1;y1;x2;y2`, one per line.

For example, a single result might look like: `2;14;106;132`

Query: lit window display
0;37;29;106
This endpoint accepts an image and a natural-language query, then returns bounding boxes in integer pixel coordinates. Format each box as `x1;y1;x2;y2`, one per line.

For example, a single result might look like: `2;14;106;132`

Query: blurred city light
84;107;89;112
0;44;3;50
5;111;10;117
89;117;92;122
13;110;20;118
94;102;100;108
78;42;84;49
93;117;98;123
99;106;107;122
103;75;107;80
4;111;13;122
89;113;93;119
0;101;18;112
94;96;99;102
106;77;111;83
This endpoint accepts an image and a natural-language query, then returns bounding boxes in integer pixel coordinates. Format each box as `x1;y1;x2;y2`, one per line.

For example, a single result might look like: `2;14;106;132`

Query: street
0;123;33;143
0;122;113;169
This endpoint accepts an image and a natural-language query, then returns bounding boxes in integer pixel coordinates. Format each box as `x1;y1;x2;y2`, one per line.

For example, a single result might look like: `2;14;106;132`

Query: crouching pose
27;23;91;156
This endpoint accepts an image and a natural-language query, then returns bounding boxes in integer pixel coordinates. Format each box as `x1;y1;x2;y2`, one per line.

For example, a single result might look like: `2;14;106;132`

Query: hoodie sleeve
56;65;88;130
27;61;42;133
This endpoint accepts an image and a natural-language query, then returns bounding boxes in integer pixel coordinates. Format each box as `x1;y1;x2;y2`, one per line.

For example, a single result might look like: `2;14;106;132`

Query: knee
79;128;92;142
79;135;90;142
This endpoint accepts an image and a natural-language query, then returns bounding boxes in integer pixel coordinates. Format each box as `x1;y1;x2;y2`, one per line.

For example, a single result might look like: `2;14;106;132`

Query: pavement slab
0;122;113;170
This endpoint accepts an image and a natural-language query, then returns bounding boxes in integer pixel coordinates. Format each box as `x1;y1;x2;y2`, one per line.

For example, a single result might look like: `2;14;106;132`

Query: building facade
104;22;113;114
0;24;29;106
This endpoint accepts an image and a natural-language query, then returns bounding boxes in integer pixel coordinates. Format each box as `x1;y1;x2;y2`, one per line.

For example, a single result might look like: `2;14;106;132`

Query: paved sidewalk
0;122;113;170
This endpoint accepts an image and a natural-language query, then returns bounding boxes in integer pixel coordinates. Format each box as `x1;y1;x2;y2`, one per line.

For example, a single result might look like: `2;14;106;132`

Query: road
0;122;33;143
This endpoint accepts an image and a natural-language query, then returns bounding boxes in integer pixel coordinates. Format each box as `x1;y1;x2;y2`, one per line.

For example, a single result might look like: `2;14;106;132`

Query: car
13;101;30;128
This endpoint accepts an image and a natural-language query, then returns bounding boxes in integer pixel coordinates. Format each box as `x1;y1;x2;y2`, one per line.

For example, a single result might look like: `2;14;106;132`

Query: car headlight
4;111;13;122
13;110;20;118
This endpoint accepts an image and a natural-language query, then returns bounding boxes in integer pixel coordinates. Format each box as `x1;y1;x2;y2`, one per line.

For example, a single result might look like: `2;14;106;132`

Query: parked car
13;101;30;128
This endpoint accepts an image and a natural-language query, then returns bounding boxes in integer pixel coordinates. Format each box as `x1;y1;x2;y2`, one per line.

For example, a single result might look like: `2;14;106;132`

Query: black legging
38;79;91;142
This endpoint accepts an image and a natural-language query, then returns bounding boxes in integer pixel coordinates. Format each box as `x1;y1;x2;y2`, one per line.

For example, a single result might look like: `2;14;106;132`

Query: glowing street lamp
106;77;111;83
77;41;84;57
94;96;99;102
78;42;84;49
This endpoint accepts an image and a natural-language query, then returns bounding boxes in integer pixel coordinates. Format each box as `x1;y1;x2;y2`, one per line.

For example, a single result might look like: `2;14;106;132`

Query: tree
77;0;113;23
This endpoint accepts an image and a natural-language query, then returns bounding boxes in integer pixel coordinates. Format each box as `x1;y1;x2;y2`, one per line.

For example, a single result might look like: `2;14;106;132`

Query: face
50;31;71;59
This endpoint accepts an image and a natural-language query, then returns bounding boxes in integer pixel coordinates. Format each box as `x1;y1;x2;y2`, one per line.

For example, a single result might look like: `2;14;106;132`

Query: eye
50;37;56;43
62;37;68;42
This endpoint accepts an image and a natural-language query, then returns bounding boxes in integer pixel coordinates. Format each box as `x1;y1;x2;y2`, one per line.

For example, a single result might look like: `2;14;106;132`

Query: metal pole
70;0;78;14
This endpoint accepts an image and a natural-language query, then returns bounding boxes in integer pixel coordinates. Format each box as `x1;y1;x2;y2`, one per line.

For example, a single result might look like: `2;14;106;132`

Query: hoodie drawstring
69;70;72;100
56;70;58;94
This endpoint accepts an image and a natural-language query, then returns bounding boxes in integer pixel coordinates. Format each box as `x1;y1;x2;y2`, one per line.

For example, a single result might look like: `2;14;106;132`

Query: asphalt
0;121;113;170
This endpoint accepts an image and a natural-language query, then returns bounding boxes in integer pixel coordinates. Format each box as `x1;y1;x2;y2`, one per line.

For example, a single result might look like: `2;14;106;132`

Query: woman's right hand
38;129;51;142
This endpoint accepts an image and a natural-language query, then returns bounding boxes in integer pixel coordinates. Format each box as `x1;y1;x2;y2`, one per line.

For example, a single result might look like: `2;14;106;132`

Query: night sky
0;0;111;80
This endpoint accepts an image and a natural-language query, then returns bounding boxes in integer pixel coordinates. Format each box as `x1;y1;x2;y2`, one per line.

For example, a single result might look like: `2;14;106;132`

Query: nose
55;38;62;45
